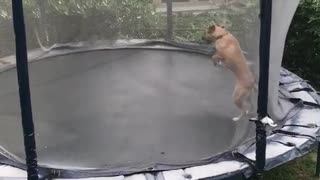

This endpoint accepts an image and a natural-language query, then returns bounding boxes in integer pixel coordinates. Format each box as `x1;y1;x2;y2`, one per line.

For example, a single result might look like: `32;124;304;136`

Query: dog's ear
208;25;216;33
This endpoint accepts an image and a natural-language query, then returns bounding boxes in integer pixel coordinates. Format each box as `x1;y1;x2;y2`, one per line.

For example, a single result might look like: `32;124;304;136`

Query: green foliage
108;0;166;39
0;0;261;57
0;0;168;56
172;0;259;45
0;0;313;56
264;152;318;180
34;0;164;42
283;0;320;89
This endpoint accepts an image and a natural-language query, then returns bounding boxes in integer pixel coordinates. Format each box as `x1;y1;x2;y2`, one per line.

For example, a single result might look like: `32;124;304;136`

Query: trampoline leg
316;141;320;177
255;120;266;178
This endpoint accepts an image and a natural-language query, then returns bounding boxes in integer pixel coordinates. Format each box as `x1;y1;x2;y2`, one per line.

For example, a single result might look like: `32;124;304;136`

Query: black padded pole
11;1;39;179
256;0;272;177
166;0;173;40
316;142;320;177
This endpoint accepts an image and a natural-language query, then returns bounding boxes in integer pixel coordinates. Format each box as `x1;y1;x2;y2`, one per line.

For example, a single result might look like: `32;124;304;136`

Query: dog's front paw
213;60;223;67
218;61;224;67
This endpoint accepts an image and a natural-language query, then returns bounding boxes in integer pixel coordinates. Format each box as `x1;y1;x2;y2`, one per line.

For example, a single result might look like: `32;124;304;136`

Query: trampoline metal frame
253;0;272;177
9;0;320;179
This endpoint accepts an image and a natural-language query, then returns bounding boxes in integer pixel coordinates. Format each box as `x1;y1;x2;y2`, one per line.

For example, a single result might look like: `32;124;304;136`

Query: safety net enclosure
1;0;320;179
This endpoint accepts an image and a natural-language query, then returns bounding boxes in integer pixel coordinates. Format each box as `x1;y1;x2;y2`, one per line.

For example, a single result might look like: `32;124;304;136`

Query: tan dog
203;25;256;121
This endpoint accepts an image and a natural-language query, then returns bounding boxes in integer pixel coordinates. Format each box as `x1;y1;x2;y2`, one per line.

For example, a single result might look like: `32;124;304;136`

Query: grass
263;151;319;180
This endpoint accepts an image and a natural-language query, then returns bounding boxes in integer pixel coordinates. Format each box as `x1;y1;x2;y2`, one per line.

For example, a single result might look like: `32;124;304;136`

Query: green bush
0;0;260;54
172;0;259;46
283;0;320;89
32;0;163;43
0;0;166;55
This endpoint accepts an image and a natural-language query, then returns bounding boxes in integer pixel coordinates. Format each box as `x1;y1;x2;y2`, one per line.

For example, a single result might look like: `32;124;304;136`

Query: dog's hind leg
233;111;245;122
232;86;252;121
232;89;246;121
246;93;254;114
211;54;223;67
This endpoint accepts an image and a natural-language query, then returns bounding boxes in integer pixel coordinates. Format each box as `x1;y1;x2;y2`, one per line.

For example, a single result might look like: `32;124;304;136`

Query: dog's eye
221;26;225;28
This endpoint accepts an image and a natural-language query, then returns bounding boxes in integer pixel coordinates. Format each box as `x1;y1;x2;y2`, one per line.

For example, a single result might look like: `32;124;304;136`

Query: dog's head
202;25;227;43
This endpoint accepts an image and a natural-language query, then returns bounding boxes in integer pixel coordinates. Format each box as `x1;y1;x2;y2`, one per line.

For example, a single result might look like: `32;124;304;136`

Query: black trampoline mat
0;49;255;169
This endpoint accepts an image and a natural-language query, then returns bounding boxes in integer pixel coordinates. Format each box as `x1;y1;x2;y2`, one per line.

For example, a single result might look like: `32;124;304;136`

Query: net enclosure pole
256;0;272;177
11;0;39;179
166;0;173;40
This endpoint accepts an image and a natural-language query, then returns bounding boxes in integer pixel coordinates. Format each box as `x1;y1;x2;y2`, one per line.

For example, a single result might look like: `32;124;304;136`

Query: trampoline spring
289;87;314;93
283;124;318;129
269;140;296;147
183;173;192;179
272;129;316;140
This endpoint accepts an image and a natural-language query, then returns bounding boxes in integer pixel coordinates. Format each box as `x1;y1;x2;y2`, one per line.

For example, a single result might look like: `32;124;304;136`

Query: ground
264;151;319;180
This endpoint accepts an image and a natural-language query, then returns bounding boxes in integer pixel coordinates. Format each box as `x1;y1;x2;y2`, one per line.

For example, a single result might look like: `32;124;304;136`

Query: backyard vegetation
283;0;320;90
265;0;320;178
0;0;259;56
0;0;320;179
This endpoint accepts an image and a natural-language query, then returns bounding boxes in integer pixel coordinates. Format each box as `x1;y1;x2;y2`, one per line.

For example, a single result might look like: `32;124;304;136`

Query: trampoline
0;47;256;169
1;0;320;180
